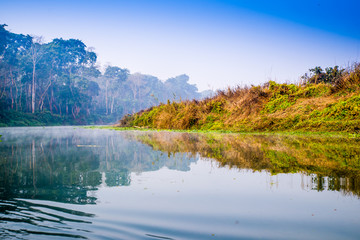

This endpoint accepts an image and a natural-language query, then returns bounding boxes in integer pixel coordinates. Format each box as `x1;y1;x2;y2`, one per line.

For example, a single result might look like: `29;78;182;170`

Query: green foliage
208;121;225;130
305;95;360;126
0;110;66;126
132;107;161;127
263;94;295;113
206;115;215;123
207;100;225;114
268;81;298;93
307;65;344;84
319;95;360;120
295;84;331;98
262;83;332;114
262;82;300;113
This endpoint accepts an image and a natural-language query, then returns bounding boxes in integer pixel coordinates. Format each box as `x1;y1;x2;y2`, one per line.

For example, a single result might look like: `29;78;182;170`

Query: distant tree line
0;24;211;125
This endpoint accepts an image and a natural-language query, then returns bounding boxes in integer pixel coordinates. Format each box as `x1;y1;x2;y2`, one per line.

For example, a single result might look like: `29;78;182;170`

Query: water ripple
0;199;94;239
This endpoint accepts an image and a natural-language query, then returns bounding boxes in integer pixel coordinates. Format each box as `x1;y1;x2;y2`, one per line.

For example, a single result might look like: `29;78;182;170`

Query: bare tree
29;36;44;113
127;73;144;112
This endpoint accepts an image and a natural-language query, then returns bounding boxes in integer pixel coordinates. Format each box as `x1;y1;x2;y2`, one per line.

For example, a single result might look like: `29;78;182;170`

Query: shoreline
85;126;360;139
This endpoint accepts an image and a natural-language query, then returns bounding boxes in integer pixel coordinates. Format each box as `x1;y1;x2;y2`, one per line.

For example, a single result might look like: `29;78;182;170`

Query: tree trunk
10;75;14;109
110;96;114;114
105;78;108;115
46;94;51;113
29;37;43;113
9;67;18;110
19;84;22;111
138;87;141;110
49;89;53;114
72;104;80;119
28;83;32;112
14;76;18;111
59;102;62;115
31;61;36;113
0;76;5;99
38;79;51;112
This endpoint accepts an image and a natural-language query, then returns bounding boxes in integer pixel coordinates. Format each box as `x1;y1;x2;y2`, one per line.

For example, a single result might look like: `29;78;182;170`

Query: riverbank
116;64;360;134
86;126;360;139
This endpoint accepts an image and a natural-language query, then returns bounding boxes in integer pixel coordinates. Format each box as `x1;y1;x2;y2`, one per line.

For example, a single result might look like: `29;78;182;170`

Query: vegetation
0;24;210;126
118;63;360;133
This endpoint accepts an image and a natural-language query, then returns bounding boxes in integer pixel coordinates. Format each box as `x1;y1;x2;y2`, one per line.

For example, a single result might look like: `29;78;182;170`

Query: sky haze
1;0;359;91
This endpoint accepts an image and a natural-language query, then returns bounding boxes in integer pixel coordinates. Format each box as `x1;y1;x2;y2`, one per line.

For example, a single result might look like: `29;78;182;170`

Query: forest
0;24;211;126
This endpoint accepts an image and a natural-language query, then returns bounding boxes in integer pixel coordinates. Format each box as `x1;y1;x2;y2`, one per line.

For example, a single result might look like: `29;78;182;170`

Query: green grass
87;125;360;139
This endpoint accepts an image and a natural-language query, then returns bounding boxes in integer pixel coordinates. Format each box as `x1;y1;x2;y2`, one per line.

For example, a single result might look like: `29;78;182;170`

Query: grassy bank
117;64;360;134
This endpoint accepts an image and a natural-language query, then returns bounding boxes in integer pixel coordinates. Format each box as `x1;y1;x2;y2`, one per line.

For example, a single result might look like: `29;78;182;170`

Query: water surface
0;127;360;239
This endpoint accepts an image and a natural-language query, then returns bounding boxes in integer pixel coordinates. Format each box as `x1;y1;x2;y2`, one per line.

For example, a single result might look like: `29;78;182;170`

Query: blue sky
1;0;359;91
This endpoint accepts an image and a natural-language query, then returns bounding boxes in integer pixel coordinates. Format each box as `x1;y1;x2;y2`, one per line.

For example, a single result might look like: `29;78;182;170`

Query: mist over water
0;127;360;239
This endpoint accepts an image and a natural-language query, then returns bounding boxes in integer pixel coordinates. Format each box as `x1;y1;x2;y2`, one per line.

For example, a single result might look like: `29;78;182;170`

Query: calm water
0;127;360;239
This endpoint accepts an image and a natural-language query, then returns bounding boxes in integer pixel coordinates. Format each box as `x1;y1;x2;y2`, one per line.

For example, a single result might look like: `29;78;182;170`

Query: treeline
0;24;210;126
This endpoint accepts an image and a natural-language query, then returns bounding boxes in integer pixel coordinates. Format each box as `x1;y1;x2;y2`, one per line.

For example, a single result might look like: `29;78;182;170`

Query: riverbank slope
117;64;360;133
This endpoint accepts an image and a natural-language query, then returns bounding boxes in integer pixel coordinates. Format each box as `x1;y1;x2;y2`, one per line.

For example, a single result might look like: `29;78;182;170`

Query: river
0;126;359;239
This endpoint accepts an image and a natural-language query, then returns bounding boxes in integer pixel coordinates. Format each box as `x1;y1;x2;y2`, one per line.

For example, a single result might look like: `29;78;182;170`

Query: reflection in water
128;131;360;197
1;127;359;200
0;127;197;204
0;127;360;239
0;127;198;239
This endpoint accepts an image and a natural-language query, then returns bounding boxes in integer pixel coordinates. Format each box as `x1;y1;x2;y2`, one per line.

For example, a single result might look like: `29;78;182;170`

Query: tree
127;73;145;113
28;36;44;113
45;38;98;118
0;25;31;111
164;74;200;101
308;66;344;85
104;66;129;115
324;66;344;84
309;66;324;84
0;24;8;60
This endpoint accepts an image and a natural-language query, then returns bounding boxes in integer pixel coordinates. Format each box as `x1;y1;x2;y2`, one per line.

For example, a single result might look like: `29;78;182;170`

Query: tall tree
28;36;43;113
104;66;129;115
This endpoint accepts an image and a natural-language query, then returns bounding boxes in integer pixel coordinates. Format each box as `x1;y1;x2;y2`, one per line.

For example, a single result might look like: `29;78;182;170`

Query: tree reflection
0;127;197;204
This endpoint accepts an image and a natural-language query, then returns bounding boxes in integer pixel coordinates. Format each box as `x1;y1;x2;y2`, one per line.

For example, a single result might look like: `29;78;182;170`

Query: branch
38;81;52;106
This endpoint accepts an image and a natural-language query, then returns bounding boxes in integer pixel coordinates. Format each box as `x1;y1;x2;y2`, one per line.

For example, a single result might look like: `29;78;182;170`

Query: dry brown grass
332;63;360;92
